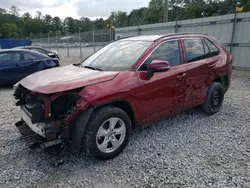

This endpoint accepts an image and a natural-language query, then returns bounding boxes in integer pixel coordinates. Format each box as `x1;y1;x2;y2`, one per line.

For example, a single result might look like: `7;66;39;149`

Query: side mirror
147;59;170;78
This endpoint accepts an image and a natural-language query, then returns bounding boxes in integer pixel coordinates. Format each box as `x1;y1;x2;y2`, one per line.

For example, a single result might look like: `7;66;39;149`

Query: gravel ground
0;67;250;187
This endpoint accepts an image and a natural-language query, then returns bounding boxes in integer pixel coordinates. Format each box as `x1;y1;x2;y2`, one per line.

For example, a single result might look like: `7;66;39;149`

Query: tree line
0;0;249;39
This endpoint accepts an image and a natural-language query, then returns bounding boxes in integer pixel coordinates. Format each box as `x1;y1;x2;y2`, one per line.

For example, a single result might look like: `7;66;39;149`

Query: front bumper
15;120;62;149
19;107;59;141
15;108;62;149
20;108;46;137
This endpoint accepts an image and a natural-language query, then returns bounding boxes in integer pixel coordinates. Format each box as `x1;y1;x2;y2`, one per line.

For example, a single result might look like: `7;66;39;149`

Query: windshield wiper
83;66;103;71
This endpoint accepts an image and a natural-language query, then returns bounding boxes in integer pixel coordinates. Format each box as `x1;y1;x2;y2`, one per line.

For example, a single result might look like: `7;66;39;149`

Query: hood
18;64;119;94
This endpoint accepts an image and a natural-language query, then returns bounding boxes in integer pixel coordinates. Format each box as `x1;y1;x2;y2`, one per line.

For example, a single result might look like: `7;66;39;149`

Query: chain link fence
32;29;112;58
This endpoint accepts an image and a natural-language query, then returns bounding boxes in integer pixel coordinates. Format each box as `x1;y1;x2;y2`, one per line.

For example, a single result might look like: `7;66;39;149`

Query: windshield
81;40;152;71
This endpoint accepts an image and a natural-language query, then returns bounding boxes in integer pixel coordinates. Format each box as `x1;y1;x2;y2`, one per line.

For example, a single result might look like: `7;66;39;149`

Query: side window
204;39;219;57
140;40;181;70
202;40;210;55
0;52;20;63
31;48;45;54
0;53;12;62
22;53;38;61
184;39;206;63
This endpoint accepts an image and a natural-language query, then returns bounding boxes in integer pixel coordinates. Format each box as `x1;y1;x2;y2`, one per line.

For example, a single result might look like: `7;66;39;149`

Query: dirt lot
0;59;250;187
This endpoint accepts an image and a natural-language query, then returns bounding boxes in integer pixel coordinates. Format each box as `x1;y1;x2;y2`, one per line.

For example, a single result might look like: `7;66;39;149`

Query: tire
202;82;224;115
83;106;132;160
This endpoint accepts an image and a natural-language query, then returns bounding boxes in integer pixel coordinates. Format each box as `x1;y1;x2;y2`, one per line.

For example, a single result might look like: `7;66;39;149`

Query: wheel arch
94;99;136;129
71;99;136;152
212;74;229;91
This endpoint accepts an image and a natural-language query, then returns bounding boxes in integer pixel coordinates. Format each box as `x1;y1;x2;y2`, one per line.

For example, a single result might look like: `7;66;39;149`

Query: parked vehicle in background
0;49;59;85
14;33;233;160
14;46;60;59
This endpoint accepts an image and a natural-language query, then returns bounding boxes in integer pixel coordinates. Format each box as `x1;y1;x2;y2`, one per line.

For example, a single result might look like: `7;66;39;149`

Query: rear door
16;52;41;80
0;52;21;84
181;38;212;110
203;38;221;79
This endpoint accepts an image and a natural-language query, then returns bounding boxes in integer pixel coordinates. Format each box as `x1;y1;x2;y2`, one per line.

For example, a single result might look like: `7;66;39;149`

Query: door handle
208;63;216;68
176;73;186;81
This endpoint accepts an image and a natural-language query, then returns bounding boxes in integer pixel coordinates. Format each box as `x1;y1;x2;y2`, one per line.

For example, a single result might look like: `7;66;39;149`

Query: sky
1;0;151;20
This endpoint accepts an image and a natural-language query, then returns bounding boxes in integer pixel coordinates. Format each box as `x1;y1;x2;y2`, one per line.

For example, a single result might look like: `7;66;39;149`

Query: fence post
175;6;178;33
110;20;113;42
66;31;69;57
48;32;50;49
40;33;42;45
79;27;82;58
93;24;96;53
230;8;237;54
56;34;59;55
137;25;141;36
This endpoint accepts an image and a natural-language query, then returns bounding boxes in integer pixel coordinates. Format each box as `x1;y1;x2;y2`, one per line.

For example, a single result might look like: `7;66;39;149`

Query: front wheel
83;106;132;160
202;82;224;115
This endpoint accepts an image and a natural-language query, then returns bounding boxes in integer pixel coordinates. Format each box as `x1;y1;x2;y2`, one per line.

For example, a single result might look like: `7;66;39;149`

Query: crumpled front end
13;84;89;149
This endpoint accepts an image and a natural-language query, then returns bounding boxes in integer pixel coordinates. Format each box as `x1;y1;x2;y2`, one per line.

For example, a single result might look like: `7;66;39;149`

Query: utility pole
164;0;168;22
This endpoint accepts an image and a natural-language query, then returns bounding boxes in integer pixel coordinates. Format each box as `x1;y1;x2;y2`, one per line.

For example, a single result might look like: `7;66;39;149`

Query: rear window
22;53;38;61
204;39;219;57
184;39;206;63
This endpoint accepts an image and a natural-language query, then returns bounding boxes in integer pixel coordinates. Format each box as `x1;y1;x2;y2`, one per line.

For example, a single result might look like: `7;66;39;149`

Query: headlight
51;94;79;119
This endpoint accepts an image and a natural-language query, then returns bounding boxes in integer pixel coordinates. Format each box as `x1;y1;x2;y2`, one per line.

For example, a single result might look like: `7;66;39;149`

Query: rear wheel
83;106;132;160
202;82;224;115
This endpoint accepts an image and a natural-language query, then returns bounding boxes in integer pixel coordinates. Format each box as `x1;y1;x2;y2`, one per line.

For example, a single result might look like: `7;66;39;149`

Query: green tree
80;17;92;31
185;2;205;18
55;30;61;36
63;17;76;33
111;11;128;27
146;0;164;23
0;23;19;38
10;6;19;17
36;11;42;20
52;16;62;32
22;12;32;20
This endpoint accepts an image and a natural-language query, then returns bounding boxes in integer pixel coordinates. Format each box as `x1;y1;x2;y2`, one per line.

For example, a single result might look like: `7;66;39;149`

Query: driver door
136;40;187;124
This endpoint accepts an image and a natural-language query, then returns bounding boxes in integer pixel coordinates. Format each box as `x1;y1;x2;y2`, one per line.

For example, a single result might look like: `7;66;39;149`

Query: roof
13;46;54;53
120;35;165;42
15;46;45;50
120;33;208;42
0;49;50;58
0;49;33;52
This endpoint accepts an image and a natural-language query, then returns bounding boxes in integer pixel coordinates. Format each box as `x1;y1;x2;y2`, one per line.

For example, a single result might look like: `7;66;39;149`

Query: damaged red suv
14;33;233;160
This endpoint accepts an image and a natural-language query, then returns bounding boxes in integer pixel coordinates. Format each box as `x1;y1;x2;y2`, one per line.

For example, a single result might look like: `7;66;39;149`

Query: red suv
14;33;233;160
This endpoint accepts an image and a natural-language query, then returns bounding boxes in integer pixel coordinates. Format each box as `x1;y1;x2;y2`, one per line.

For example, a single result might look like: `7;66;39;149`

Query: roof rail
154;32;208;41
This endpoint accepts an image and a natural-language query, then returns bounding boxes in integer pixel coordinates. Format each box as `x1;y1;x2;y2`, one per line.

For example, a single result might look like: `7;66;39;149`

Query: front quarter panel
78;71;141;122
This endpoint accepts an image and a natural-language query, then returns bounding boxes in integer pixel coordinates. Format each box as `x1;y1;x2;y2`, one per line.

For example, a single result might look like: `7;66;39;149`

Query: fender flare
71;106;94;152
